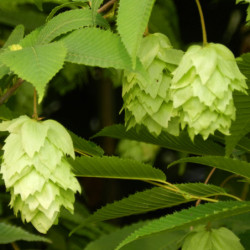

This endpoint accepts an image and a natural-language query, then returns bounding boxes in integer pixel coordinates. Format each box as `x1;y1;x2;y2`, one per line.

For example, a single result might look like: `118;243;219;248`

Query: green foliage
0;42;67;101
116;201;250;249
80;183;227;225
0;0;250;249
94;124;225;155
0;222;51;244
169;156;250;179
69;130;104;156
225;53;250;156
117;0;155;67
70;155;166;181
37;9;109;45
62;28;133;70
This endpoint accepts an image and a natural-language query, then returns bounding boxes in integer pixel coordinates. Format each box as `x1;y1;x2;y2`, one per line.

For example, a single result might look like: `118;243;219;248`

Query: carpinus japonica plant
170;43;248;140
0;115;81;233
122;33;183;136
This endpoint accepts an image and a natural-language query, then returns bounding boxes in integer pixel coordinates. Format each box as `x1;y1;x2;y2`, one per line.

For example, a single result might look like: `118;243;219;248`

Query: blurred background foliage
0;0;249;249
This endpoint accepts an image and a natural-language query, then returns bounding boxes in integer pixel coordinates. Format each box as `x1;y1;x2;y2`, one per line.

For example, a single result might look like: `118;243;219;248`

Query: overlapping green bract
0;115;81;234
122;33;183;136
171;43;248;140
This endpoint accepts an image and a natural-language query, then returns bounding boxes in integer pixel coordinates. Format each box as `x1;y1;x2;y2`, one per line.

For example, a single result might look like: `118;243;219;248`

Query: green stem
195;0;208;46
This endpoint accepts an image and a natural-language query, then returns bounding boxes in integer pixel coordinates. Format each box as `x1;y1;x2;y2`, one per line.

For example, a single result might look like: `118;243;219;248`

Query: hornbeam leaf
225;54;250;156
85;221;186;250
93;124;224;156
62;28;132;70
116;201;250;249
83;183;226;224
90;0;103;26
70;156;166;181
0;222;51;244
37;9;109;45
0;42;67;102
169;156;250;179
117;0;155;67
68;130;104;157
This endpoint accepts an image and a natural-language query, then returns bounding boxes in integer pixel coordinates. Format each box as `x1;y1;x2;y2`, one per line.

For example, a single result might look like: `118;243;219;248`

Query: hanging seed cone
171;43;248;140
0;115;81;234
122;33;183;136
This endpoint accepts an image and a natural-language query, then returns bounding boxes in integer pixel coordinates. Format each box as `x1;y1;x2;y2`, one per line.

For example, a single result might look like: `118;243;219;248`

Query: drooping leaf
117;0;155;67
62;28;132;70
70;156;166;181
169;156;250;179
116;201;250;249
93;124;224;156
0;222;51;244
3;24;25;48
83;183;227;225
0;42;67;102
68;130;104;156
225;54;250;156
37;9;109;45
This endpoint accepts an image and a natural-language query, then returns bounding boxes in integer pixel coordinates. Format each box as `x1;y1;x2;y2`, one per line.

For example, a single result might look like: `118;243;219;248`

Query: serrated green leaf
0;42;67;102
169;156;250;179
116;201;250;249
0;222;51;244
117;0;155;67
37;9;109;45
62;28;133;70
85;220;186;250
70;156;166;181
46;1;89;21
93;125;224;156
3;24;25;48
68;130;104;156
90;0;103;26
83;183;226;225
19;27;42;48
225;54;250;156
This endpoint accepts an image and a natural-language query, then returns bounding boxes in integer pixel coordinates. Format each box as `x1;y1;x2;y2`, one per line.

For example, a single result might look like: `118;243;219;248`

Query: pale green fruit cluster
0;115;81;233
122;33;183;136
182;226;244;250
171;43;247;140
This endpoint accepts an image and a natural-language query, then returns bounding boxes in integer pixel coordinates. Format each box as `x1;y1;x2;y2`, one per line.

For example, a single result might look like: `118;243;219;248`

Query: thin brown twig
196;167;216;206
11;242;20;250
0;78;24;105
98;0;117;13
32;88;38;120
195;0;208;45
